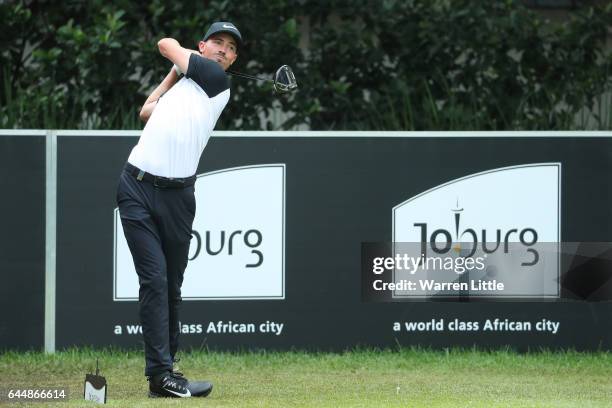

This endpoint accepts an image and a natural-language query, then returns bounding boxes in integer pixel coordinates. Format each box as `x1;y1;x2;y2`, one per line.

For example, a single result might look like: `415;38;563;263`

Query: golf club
227;65;298;93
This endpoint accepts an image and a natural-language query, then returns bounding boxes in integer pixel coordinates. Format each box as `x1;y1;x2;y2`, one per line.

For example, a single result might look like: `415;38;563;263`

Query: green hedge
1;1;610;130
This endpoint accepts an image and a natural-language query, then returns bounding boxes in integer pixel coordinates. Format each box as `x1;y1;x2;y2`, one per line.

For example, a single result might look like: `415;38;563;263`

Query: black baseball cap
203;22;243;48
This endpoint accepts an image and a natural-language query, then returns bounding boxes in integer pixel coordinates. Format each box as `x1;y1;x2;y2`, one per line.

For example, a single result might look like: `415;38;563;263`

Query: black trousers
116;164;196;377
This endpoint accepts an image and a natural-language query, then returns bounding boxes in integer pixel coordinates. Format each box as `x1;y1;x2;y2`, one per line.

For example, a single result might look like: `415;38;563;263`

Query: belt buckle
154;177;184;189
153;177;168;189
171;178;186;188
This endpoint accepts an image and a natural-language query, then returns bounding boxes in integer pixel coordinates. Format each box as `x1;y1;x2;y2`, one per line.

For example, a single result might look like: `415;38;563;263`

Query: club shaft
227;70;274;83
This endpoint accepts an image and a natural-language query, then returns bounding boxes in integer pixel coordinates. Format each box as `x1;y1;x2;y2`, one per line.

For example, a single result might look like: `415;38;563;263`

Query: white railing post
45;130;57;353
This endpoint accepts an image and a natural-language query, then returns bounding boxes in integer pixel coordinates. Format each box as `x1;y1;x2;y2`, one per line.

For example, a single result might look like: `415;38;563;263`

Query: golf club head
274;65;298;93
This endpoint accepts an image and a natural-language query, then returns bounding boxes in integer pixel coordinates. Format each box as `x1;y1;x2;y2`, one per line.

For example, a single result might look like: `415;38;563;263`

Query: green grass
1;348;612;407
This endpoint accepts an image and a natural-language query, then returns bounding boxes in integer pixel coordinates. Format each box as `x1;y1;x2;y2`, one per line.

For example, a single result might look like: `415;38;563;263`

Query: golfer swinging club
116;21;242;398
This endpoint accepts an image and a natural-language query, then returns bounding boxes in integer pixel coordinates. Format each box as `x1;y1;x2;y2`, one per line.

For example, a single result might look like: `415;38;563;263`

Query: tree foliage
0;0;610;130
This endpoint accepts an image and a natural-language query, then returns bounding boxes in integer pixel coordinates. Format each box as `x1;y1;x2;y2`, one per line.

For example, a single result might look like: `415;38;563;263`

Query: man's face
199;33;238;71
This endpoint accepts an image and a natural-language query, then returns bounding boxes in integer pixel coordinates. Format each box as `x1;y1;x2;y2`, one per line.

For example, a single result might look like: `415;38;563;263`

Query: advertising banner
44;133;612;350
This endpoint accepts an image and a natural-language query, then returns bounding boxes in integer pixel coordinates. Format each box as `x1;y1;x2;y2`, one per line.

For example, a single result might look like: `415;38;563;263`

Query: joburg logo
414;200;539;266
114;164;286;301
392;163;561;297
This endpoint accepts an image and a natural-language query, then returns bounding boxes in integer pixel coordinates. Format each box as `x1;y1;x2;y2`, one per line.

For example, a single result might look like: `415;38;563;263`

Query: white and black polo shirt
128;54;230;178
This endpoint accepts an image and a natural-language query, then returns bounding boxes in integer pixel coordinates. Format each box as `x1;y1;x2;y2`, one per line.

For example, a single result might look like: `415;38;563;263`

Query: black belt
125;163;196;189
